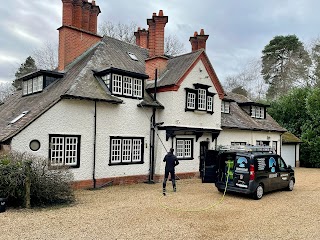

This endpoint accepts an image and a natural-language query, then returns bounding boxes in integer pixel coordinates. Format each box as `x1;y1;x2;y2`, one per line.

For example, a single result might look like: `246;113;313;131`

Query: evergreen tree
13;56;37;90
261;35;311;100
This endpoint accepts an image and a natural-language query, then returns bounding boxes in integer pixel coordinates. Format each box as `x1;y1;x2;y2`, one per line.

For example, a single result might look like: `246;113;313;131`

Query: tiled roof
0;36;154;142
282;132;302;143
146;50;203;89
221;92;286;132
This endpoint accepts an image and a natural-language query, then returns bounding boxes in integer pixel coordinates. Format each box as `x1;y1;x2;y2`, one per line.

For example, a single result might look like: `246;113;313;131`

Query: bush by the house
0;152;75;208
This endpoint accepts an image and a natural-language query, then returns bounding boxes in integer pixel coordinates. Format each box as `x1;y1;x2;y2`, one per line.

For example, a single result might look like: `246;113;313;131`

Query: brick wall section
145;56;168;80
59;0;101;70
73;0;82;28
147;11;168;58
82;1;91;31
71;172;199;189
134;28;149;49
189;29;209;52
58;26;101;71
89;5;100;33
62;0;73;25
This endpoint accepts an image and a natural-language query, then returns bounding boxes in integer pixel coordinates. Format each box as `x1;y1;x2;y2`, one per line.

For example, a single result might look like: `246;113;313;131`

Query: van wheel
253;184;264;200
218;188;224;193
287;178;294;191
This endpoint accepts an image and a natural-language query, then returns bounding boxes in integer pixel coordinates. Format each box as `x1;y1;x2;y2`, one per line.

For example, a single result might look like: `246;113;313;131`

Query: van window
277;157;287;171
268;157;277;173
235;156;249;172
256;157;267;171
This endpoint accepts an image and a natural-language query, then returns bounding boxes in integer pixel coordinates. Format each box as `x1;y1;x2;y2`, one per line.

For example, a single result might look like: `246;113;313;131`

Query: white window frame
198;89;206;110
112;74;122;95
123;76;132;96
133;78;143;98
207;96;213;112
27;80;33;94
251;106;264;119
187;92;196;109
37;76;43;91
23;81;28;95
110;137;143;165
221;101;230;113
176;139;193;159
49;135;80;168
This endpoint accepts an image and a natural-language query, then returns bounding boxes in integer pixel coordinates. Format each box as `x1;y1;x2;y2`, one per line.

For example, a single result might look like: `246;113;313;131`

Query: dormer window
221;101;230;113
20;70;64;96
96;67;148;100
185;83;215;114
23;76;43;95
109;74;143;99
251;106;265;119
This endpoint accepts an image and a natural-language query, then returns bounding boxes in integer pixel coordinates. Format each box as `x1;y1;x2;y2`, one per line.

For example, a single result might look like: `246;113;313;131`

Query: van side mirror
287;165;292;170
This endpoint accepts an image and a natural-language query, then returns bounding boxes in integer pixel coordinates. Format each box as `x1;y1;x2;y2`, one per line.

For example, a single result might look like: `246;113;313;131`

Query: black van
202;148;295;200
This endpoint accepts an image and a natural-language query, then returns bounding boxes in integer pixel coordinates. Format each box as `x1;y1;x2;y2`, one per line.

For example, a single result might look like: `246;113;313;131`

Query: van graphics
269;157;276;173
269;173;277;178
257;158;266;170
236;180;248;188
281;173;289;180
235;157;249;172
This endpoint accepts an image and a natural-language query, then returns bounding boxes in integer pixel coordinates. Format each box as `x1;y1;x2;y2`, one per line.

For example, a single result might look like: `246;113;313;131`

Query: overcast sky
0;0;319;84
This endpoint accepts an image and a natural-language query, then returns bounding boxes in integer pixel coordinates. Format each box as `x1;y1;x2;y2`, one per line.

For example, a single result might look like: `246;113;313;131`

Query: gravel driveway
1;168;319;240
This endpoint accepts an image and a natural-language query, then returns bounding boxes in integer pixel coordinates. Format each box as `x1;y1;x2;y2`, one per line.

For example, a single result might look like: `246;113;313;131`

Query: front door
199;141;209;177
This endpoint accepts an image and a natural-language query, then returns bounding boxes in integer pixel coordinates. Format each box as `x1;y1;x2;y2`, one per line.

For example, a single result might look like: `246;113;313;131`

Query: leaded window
49;135;80;168
187;92;196;109
112;74;122;94
123;76;133;96
110;137;144;165
176;138;193;159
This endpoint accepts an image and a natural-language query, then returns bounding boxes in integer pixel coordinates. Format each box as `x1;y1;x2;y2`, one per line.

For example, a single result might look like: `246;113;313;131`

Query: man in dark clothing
163;148;179;195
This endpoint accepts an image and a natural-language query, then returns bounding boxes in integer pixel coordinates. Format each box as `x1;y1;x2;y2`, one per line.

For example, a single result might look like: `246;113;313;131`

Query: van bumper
215;181;257;195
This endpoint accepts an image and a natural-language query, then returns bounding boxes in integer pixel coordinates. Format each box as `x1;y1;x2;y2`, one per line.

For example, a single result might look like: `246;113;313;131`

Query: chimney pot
153;12;156;16
92;0;96;6
159;10;164;16
200;29;205;35
138;27;141;30
194;31;198;37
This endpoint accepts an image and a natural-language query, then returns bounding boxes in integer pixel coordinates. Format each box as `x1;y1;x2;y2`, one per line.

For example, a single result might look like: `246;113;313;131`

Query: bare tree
99;21;137;44
0;82;14;103
32;41;58;70
164;34;186;56
223;58;268;100
98;21;186;56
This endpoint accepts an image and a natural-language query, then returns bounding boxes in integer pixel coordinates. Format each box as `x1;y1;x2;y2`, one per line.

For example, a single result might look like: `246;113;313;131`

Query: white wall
156;60;221;130
217;129;282;154
11;98;152;181
281;145;298;167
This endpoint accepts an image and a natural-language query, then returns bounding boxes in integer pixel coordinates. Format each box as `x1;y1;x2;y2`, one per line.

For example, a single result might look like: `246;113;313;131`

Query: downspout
279;132;284;156
93;101;97;188
148;69;157;183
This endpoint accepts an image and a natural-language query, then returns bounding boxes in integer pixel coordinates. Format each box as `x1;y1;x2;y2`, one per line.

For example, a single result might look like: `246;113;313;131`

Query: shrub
0;152;75;208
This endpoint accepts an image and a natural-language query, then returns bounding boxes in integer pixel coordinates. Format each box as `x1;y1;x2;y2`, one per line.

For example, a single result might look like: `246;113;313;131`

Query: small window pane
27;80;33;94
111;139;122;163
133;79;142;98
112;74;122;94
198;89;206;110
122;139;132;162
38;76;43;91
187;92;196;109
23;81;28;95
207;96;213;112
123;76;132;96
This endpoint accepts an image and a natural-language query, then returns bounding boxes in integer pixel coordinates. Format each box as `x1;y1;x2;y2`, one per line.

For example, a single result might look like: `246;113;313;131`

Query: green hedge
0;152;75;208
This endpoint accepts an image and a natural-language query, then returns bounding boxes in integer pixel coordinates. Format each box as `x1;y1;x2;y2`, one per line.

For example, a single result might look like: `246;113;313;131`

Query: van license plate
240;174;243;180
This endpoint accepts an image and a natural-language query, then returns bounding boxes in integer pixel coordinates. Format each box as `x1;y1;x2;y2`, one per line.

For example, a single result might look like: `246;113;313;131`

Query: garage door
281;145;296;167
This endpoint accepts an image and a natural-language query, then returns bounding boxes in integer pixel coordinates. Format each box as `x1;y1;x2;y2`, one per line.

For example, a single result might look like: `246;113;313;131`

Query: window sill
109;161;144;166
177;157;194;161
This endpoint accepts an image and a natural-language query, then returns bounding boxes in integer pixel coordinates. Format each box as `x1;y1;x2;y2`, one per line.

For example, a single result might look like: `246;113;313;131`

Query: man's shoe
173;187;176;192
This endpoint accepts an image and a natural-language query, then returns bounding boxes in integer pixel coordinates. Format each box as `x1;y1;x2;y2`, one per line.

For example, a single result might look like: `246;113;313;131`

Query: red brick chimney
189;29;209;52
134;28;149;49
58;0;102;71
144;10;169;80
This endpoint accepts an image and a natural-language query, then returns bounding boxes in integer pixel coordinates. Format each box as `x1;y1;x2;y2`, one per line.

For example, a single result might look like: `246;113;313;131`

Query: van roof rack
217;145;274;153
